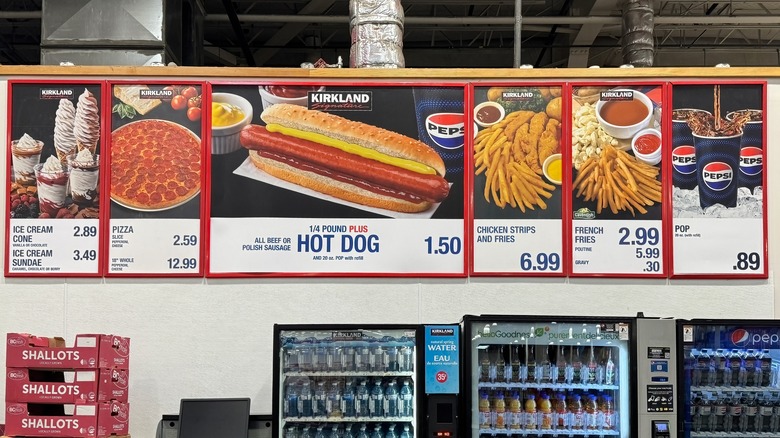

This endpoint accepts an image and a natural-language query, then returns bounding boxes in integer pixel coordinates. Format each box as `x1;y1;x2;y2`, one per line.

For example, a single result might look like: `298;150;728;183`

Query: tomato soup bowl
595;89;654;139
631;128;662;166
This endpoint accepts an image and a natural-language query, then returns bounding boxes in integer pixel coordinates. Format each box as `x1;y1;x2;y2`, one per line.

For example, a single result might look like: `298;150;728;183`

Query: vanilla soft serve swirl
54;99;77;157
74;89;100;149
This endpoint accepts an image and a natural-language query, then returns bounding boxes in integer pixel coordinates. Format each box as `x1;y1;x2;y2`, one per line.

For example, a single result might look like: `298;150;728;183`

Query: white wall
0;79;777;438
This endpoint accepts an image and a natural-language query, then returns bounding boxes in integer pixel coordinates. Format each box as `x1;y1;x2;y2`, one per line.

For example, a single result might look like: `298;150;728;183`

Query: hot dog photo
209;84;466;220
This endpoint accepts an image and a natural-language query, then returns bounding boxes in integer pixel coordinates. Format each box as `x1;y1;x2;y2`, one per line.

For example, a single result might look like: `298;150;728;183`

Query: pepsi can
412;87;465;176
728;109;763;192
671;109;709;190
694;132;741;208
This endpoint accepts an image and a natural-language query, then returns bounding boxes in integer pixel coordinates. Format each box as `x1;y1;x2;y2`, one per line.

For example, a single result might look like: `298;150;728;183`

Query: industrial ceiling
2;0;780;68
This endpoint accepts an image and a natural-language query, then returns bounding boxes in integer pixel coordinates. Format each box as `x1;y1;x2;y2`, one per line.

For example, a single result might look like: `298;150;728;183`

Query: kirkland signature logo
430;328;454;336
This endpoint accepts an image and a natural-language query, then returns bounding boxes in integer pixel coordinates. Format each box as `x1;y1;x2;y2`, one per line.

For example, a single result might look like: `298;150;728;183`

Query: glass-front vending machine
678;319;780;438
462;315;637;438
273;325;425;438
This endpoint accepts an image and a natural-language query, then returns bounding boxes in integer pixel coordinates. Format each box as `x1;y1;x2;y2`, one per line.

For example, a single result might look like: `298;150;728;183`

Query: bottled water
399;345;413;372
300;380;313;417
285;340;299;372
370;425;383;438
330;425;342;438
343;379;356;417
299;338;314;372
327;380;343;417
315;341;328;372
343;423;355;438
285;380;299;418
399;380;413;417
356;345;371;372
370;342;386;372
285;425;300;438
315;425;327;438
385;424;398;438
370;380;384;418
356;424;369;438
356;380;370;417
343;343;356;372
387;342;399;372
328;342;343;372
315;380;328;417
301;426;313;438
399;425;412;438
385;379;400;417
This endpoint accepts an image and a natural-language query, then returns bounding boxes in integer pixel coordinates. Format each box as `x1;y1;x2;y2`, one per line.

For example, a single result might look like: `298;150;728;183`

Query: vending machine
461;315;637;438
273;324;460;438
677;319;780;438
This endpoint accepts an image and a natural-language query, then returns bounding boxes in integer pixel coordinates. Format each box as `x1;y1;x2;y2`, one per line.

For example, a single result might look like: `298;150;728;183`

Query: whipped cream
42;155;65;173
54;99;77;155
74;89;100;148
15;133;41;152
74;148;96;164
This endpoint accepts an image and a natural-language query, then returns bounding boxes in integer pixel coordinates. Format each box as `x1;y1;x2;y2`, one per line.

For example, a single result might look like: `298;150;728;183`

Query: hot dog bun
261;103;446;176
247;150;433;213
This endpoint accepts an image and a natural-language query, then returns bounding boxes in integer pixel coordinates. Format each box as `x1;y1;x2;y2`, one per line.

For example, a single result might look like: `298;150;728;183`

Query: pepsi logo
740;146;763;176
702;162;733;191
7;404;25;415
7;336;25;347
672;145;696;175
8;370;26;380
732;329;750;346
425;113;465;150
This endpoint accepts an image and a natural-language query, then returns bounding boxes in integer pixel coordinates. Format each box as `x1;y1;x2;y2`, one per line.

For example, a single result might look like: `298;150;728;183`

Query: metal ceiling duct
621;0;654;67
349;0;405;68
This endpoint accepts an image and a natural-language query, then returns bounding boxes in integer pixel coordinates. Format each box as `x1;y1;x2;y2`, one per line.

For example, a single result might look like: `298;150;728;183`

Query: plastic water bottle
327;380;343;417
300;380;313;417
370;342;385;372
399;345;413;372
315;380;327;416
399;425;412;438
343;379;356;417
370;425;383;438
285;381;299;418
399;380;413;417
285;425;300;438
285;340;300;372
356;345;371;372
343;424;355;438
343;343;356;372
300;426;313;438
385;424;398;438
604;348;616;385
330;425;342;438
315;341;328;372
315;425;327;438
386;343;399;372
370;380;384;418
356;380;370;417
299;338;314;372
385;379;400;417
356;424;369;438
328;342;343;372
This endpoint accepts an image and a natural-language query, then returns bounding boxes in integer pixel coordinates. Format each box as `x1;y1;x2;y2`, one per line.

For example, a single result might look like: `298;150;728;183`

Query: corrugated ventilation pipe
621;0;654;67
349;0;405;68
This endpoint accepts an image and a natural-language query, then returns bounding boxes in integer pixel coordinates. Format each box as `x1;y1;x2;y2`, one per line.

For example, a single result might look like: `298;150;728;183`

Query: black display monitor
178;398;251;438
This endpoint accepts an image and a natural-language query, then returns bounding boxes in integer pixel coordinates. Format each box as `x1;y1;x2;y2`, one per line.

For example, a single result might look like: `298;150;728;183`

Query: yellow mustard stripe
266;124;436;175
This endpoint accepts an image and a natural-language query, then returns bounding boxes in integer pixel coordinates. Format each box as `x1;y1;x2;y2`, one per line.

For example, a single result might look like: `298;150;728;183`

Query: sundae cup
35;155;71;216
74;88;100;153
67;149;99;207
11;133;43;186
54;98;78;163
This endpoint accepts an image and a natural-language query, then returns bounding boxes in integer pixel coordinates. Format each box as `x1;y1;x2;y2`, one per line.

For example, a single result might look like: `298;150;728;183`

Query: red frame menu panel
668;81;768;278
206;81;468;277
103;81;207;277
5;80;106;277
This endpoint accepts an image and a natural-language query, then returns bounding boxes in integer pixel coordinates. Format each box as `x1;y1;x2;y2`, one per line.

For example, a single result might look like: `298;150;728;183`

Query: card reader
652;420;670;438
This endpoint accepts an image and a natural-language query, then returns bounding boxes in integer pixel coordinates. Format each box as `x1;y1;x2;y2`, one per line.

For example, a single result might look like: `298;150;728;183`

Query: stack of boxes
4;333;130;438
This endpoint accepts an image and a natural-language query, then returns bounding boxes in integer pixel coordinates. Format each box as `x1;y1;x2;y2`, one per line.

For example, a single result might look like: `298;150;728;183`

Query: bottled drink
299;338;314;372
343;344;356;372
585;394;598;430
539;393;553;430
343;424;355;438
501;348;512;383
740;396;757;433
356;424;369;438
728;349;744;386
315;425;327;438
327;380;343;418
370;380;384;418
385;379;399;418
712;349;727;385
554;392;568;431
758;397;773;433
690;349;702;386
524;394;537;430
385;424;397;438
537;346;551;384
356;345;371;372
399;345;413;372
555;345;567;384
571;347;583;384
399;380;413;417
315;341;328;372
697;349;712;387
330;425;343;438
510;346;522;383
604;348;616;385
724;397;740;433
570;394;584;430
399;425;412;438
386;342;399;372
712;396;726;432
586;346;600;385
602;395;615;430
771;397;780;433
370;342;386;372
492;392;506;429
285;341;300;373
479;348;491;382
285;425;300;438
692;397;703;433
495;347;506;383
370;425;383;438
508;391;522;430
760;349;773;386
526;346;536;385
343;379;356;417
356;380;370;417
286;381;299;418
744;349;759;386
315;380;328;417
478;392;491;429
300;380;314;417
328;342;343;372
699;397;712;432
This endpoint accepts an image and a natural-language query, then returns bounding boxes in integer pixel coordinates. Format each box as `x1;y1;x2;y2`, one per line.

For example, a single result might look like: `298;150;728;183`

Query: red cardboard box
6;333;130;369
6;368;129;403
4;401;129;437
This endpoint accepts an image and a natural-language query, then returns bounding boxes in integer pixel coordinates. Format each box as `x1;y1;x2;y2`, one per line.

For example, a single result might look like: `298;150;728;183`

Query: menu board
471;84;565;275
105;82;205;276
569;83;666;277
669;82;767;277
5;81;103;276
207;82;466;276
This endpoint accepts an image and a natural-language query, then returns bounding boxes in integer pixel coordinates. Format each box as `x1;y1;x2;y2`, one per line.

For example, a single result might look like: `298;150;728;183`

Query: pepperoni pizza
110;119;201;210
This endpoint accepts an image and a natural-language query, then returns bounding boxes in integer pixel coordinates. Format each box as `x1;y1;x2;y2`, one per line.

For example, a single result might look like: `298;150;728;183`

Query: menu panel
207;83;467;276
105;82;205;276
569;83;666;277
5;81;103;276
670;82;767;277
471;84;565;275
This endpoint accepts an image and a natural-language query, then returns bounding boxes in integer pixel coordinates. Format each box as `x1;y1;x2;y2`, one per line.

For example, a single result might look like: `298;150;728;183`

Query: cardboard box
4;401;129;437
6;333;130;369
6;368;129;403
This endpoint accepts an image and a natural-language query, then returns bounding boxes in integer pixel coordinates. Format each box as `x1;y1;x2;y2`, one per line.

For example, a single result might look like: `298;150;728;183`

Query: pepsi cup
671;109;708;190
693;132;741;208
728;109;763;192
412;87;465;176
